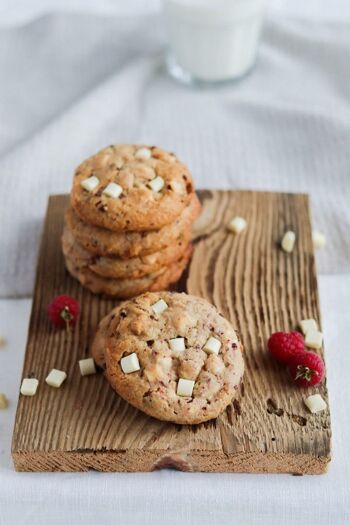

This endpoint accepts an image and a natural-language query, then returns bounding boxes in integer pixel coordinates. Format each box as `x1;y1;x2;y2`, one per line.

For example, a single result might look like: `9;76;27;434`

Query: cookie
92;307;129;369
103;292;244;424
62;226;191;279
65;193;201;258
91;306;123;368
70;145;194;232
64;247;192;299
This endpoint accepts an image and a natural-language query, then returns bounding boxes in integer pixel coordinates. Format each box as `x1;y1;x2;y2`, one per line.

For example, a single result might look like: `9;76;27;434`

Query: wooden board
12;191;331;474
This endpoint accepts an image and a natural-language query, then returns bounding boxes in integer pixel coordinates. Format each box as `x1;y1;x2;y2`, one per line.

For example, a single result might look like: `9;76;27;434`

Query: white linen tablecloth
0;2;350;523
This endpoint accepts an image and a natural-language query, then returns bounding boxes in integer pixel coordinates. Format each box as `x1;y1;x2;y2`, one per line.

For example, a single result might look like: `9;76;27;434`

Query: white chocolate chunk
102;182;123;199
300;318;318;336
79;358;96;376
151;299;168;314
313;230;326;250
0;393;9;409
135;147;152;160
169;337;186;352
0;336;6;348
80;175;99;192
45;369;67;388
305;330;323;350
203;336;222;355
148;176;164;193
228;216;247;234
177;378;195;397
304;394;327;414
281;231;296;253
169;179;183;194
120;353;140;374
20;378;39;396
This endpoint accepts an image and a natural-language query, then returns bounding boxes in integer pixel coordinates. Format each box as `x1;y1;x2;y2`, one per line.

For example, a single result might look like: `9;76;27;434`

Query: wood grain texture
12;191;331;474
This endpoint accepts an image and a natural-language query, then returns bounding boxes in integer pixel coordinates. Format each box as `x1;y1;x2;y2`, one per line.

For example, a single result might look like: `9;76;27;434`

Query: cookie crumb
0;393;9;409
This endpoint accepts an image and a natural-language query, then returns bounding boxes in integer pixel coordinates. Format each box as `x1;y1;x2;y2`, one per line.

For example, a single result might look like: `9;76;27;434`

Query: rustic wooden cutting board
12;191;331;474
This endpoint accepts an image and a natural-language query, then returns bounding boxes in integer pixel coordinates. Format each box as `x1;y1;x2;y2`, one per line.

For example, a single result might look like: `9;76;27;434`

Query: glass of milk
163;0;266;85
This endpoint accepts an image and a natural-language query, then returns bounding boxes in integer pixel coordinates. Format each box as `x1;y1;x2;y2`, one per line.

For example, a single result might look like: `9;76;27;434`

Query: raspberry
288;351;325;388
267;331;305;363
48;295;80;330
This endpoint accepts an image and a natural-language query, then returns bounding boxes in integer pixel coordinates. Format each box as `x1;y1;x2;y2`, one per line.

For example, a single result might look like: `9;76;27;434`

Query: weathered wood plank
12;191;331;474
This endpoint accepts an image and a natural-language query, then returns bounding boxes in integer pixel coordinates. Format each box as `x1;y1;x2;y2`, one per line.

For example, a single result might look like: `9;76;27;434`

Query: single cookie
103;292;244;424
91;306;123;368
91;303;124;368
65;193;201;258
64;247;192;299
62;226;191;279
70;145;194;231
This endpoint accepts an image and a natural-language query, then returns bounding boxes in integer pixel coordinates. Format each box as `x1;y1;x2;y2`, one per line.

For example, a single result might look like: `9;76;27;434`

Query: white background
1;0;350;25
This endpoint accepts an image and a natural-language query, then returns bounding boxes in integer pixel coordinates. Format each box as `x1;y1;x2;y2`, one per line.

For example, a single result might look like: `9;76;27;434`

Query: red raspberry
48;295;80;330
288;351;325;388
267;331;305;363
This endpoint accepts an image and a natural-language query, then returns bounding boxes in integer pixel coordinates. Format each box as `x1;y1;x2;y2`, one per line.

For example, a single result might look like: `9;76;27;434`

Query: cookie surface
65;193;201;258
70;145;194;231
62;226;191;279
103;292;244;424
91;307;122;368
65;248;191;299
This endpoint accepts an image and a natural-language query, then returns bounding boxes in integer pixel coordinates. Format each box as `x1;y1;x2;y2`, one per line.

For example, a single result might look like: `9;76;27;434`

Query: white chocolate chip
305;330;323;350
281;231;296;253
80;175;99;192
228;216;247;234
135;147;152;160
79;358;96;376
102;182;123;199
304;394;327;414
313;230;326;250
0;336;6;348
20;378;39;396
169;337;186;352
300;318;318;336
0;393;9;409
151;299;168;314
177;378;195;397
169;179;184;194
120;353;140;374
148;176;164;193
203;336;222;355
45;369;67;388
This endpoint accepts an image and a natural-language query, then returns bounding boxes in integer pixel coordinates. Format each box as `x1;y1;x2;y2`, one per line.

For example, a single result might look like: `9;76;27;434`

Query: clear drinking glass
163;0;266;86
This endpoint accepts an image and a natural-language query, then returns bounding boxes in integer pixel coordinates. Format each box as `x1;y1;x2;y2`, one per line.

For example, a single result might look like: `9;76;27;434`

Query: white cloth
1;11;350;296
1;275;349;524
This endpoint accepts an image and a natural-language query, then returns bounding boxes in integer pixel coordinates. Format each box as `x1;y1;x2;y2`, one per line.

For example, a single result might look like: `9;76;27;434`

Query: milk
164;0;266;84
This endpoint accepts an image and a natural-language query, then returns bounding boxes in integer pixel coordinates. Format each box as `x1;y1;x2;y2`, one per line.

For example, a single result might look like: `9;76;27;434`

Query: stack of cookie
62;144;201;298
